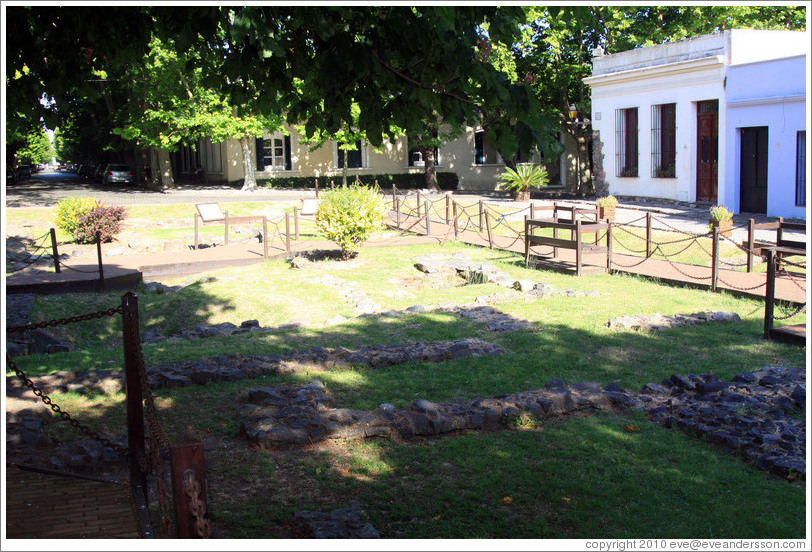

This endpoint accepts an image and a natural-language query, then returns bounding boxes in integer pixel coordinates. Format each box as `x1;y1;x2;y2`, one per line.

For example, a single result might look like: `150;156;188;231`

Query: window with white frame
796;131;806;207
256;133;292;171
651;103;676;178
474;129;502;165
615;107;639;177
336;139;365;169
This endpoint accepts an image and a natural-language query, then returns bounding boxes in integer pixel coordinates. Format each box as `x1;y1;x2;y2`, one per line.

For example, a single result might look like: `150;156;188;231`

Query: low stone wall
237;366;806;479
607;311;742;331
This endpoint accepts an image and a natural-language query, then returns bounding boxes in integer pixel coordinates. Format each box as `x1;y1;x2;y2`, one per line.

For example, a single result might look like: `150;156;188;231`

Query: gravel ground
5;169;804;244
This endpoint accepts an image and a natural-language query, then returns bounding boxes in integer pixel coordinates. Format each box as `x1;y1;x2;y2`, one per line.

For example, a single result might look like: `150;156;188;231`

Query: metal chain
7;306;123;334
183;470;212;538
772;302;806;321
6;354;129;457
716;275;767;291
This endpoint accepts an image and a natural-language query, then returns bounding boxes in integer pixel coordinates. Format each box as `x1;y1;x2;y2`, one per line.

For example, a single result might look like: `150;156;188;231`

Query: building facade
584;29;808;219
174;125;582;193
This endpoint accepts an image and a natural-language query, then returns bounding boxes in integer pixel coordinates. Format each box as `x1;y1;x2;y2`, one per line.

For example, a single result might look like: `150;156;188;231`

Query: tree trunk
497;149;517;172
147;147;162;189
423;146;439;190
240;136;257;191
341;158;348;187
157;148;175;188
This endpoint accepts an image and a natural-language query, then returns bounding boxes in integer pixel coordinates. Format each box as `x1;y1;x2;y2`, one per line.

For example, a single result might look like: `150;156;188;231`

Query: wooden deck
4;465;149;539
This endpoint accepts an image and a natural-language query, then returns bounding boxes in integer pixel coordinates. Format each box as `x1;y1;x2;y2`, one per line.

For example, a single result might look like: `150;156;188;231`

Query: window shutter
284;135;292;170
255;137;265;171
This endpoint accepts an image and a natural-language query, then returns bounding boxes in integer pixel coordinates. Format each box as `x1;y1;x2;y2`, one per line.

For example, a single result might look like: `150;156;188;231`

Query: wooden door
740;126;769;214
696;100;718;202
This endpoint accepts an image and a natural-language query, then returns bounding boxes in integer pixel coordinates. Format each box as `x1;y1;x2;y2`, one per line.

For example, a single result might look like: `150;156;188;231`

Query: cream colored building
172;124;581;192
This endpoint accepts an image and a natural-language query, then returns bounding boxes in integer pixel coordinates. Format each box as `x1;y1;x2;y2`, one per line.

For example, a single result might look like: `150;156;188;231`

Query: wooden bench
743;218;806;271
525;216;612;276
193;203;267;250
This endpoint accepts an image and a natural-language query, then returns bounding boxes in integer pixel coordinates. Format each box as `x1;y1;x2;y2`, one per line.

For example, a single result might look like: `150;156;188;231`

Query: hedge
256;171;459;191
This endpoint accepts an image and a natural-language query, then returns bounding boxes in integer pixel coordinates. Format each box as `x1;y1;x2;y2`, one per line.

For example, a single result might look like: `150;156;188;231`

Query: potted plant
498;164;549;202
596;194;618;221
708;205;733;237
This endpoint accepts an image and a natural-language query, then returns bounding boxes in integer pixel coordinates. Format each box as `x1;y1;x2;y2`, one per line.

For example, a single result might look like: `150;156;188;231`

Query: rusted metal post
194;214;199;250
606;222;613;272
285;212;291;257
764;248;776;338
224;211;229;246
50;228;61;273
122;292;147;505
262;216;269;260
646;212;653;258
293;207;299;240
747;218;755;272
452;200;459;239
171;441;210;539
485;210;493;249
96;231;105;290
424;200;431;236
711;227;720;292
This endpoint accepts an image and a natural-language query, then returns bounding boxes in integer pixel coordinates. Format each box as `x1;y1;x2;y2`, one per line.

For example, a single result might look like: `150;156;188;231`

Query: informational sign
196;203;225;222
300;198;319;216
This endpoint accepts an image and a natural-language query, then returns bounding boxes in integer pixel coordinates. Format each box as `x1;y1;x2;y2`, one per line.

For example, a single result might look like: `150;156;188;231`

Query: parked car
78;164;96;180
6;166;18;185
101;164;135;185
15;165;32;179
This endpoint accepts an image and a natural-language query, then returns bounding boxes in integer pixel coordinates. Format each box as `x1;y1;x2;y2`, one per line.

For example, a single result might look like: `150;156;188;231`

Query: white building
584;29;808;219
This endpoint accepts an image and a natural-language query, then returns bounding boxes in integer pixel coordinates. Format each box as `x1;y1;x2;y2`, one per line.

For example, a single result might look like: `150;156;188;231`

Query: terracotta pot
512;189;530;202
711;219;733;237
599;206;615;221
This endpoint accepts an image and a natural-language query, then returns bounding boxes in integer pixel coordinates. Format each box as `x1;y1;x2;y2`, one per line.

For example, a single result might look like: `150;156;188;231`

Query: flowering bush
72;204;127;244
52;196;99;238
315;184;389;259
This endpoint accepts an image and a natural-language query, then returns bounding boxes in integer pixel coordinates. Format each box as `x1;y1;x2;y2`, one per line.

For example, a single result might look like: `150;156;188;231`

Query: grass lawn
5;206;807;540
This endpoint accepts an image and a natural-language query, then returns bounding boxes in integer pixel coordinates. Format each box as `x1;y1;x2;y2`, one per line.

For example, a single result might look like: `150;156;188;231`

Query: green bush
257;171;459;191
52;196;99;238
315;184;389;259
73;204;128;244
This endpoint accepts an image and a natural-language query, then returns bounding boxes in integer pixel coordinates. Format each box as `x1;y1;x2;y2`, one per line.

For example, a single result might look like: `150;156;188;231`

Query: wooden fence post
485;210;493;249
416;190;421;219
263;216;269;259
530;202;535;220
479;200;484;231
445;194;451;224
746;218;755;272
224;211;229;246
646;212;653;258
425;200;431;236
764;248;776;338
285;212;291;256
392;185;397;210
315;178;319;198
171;441;210;538
194;214;199;250
294;207;300;241
395;197;401;230
96;231;105;290
711;227;720;292
50;228;61;273
121;292;147;504
452;200;459;239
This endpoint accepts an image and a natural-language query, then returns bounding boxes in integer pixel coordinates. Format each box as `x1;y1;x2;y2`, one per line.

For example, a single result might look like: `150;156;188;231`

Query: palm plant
498;164;549;201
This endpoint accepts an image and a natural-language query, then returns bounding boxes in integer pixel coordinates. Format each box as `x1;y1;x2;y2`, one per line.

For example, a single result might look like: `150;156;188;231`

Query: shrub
498;164;549;193
315;184;389;259
52;196;99;237
596;195;618;209
709;205;733;222
72;204;128;244
257;171;459;191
